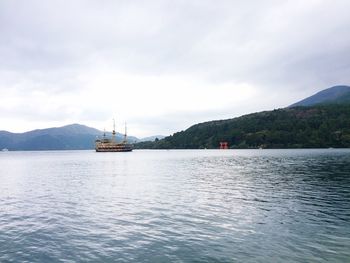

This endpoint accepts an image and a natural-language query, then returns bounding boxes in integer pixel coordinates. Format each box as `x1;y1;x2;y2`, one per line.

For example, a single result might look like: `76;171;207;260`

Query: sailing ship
95;120;133;152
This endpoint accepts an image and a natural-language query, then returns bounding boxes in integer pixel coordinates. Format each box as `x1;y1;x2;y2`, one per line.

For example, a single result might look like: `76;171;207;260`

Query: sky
0;0;349;137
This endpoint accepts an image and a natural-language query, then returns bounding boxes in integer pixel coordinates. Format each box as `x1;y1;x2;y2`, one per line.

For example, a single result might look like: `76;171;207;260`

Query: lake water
0;149;349;262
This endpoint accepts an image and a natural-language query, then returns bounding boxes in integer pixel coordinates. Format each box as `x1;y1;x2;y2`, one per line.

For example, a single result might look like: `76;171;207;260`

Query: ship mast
124;122;127;143
112;118;116;142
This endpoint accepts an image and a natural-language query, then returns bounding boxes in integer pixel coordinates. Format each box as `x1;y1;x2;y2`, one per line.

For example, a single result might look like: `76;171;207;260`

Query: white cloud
0;0;349;136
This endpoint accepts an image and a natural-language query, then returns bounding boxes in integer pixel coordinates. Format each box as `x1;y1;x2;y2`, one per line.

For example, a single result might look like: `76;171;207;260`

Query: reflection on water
0;149;350;262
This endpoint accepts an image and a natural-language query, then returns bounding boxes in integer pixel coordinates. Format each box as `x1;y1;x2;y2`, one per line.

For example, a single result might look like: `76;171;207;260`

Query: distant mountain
139;135;165;142
135;104;350;149
0;124;139;151
290;85;350;107
24;124;101;137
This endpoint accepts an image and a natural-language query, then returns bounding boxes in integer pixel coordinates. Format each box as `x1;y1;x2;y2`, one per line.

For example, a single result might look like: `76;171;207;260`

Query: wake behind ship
95;121;133;152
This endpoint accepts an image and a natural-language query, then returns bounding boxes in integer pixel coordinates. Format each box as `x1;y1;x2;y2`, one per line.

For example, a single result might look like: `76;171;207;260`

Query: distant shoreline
2;148;349;152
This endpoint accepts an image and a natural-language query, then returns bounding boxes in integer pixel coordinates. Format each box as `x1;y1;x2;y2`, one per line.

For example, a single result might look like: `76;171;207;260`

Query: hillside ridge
290;85;350;107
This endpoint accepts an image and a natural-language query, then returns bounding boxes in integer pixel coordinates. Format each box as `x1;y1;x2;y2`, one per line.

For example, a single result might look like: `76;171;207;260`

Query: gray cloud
0;0;349;135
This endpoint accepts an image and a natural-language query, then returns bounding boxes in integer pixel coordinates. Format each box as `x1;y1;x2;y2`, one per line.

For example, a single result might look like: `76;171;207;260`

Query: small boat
95;120;133;152
1;148;9;152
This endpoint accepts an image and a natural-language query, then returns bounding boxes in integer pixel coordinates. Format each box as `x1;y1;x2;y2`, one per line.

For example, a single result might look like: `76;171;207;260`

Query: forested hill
135;104;350;149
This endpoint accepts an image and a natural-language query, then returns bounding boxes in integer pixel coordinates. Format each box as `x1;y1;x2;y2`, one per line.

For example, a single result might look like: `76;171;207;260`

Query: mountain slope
135;104;350;149
290;85;350;107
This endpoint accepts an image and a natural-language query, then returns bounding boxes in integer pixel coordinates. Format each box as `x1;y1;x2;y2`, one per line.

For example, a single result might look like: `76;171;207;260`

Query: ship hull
95;142;133;152
95;147;132;152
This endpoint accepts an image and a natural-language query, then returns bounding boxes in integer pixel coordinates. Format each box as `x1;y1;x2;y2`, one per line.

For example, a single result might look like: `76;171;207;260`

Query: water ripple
0;149;350;262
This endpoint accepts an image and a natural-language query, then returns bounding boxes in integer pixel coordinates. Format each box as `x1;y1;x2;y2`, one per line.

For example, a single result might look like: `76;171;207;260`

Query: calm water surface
0;149;349;262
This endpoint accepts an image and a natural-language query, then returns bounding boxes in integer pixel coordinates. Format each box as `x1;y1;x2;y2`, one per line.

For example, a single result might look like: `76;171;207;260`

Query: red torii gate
219;142;228;149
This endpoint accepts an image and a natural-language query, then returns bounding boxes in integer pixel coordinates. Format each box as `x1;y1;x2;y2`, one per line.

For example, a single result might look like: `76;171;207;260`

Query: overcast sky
0;0;349;137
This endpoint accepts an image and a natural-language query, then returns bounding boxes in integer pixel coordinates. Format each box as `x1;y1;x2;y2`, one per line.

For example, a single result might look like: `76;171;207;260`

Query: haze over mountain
139;135;165;142
0;124;157;151
290;85;350;107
